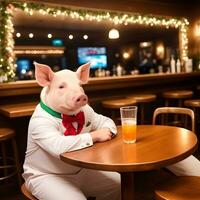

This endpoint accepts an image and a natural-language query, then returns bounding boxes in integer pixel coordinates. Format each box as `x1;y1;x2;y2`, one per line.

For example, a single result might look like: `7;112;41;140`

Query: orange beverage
122;119;137;144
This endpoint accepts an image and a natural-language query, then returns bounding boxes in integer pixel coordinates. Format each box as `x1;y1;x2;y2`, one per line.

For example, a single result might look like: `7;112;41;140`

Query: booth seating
0;126;21;186
127;94;156;124
102;98;137;125
153;107;200;200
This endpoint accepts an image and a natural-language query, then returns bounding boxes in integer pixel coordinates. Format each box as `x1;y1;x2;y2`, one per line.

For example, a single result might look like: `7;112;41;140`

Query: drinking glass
120;106;137;144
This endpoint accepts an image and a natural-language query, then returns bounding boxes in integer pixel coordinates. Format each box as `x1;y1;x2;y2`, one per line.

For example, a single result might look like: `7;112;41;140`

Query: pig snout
73;94;88;107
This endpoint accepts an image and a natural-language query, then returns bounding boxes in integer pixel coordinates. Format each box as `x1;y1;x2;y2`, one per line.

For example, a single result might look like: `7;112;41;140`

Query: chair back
152;107;195;132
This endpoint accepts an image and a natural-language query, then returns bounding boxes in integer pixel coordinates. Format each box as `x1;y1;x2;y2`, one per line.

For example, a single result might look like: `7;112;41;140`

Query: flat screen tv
16;59;30;74
77;47;107;69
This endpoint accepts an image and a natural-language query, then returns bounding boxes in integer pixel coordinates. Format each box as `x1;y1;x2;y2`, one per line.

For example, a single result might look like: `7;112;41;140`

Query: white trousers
27;169;121;200
167;155;200;176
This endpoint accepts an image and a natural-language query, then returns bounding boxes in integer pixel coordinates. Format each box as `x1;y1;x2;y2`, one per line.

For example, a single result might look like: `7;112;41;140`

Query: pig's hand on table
90;128;113;143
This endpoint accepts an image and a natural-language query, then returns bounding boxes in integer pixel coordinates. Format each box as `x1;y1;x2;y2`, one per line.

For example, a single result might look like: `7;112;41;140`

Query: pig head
34;62;90;115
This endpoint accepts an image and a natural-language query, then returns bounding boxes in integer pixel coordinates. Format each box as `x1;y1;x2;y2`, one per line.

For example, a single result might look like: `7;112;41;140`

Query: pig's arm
29;117;93;157
86;105;117;135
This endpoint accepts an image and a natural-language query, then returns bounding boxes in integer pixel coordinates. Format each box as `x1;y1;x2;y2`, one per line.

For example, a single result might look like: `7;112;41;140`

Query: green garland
0;0;15;82
0;0;189;82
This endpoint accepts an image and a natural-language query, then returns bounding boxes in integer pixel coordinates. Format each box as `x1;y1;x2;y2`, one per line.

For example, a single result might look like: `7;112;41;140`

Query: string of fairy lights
0;1;189;82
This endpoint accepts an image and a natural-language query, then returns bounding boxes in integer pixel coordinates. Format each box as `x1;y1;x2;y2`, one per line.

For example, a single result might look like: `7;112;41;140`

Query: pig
22;62;120;200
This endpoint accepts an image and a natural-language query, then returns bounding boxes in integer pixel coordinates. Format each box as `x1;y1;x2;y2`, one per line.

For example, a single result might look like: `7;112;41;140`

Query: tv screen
52;39;63;46
77;47;107;69
17;59;30;74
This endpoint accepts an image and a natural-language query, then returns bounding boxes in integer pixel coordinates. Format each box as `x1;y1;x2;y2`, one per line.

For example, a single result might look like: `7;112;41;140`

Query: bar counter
0;72;200;98
0;71;199;115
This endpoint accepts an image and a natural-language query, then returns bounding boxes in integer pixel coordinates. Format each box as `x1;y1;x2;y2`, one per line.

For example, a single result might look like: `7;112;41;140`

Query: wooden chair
184;99;200;134
102;98;137;124
127;94;156;124
153;107;200;200
21;183;37;200
0;127;22;186
152;107;195;132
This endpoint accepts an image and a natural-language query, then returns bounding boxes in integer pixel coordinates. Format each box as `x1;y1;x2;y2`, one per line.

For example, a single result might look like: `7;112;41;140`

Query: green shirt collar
40;100;62;119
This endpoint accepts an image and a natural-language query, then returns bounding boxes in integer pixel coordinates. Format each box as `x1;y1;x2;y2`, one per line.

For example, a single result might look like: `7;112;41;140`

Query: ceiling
13;9;114;31
12;1;186;31
12;0;182;44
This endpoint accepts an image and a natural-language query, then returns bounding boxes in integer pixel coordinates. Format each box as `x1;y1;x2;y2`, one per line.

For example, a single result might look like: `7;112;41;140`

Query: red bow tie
62;111;85;136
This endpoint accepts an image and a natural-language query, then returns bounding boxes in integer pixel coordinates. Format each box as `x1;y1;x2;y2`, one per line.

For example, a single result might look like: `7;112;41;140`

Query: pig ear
34;62;55;87
76;62;90;84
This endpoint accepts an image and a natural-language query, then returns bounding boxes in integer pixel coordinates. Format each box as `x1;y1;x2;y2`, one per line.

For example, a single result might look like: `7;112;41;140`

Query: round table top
60;125;198;172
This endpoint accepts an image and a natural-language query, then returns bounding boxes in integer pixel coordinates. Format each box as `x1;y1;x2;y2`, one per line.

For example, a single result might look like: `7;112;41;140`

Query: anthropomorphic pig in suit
22;62;121;200
23;62;200;200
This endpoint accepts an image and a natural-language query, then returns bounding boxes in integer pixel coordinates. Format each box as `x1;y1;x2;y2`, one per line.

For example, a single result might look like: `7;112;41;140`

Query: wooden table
60;125;198;200
0;101;38;118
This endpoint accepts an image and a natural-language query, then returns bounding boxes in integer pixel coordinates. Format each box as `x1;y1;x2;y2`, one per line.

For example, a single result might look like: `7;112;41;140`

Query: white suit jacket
23;104;117;185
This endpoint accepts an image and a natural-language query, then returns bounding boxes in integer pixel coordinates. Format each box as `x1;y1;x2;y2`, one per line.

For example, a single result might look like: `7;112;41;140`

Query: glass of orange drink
120;106;137;144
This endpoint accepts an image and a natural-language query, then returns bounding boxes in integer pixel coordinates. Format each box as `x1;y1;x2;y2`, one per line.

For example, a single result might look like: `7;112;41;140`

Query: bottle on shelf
185;58;193;73
176;59;181;73
170;55;176;73
112;65;117;76
116;63;123;76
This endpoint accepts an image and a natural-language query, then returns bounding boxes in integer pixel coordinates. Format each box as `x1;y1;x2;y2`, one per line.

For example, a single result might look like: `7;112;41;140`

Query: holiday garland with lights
0;0;189;82
0;1;15;82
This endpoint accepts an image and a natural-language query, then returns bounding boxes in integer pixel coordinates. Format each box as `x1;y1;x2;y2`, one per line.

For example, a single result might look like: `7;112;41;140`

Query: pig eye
58;83;66;89
59;85;64;89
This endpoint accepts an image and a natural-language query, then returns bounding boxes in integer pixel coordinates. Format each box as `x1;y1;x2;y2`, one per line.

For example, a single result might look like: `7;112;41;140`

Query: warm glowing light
195;21;200;37
156;42;165;59
140;42;152;48
69;34;74;40
108;28;120;39
47;33;52;38
29;33;34;38
16;32;21;38
83;34;88;40
123;52;130;59
14;49;64;55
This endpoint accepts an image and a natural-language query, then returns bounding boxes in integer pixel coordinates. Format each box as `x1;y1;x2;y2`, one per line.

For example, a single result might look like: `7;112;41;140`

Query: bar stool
127;94;156;124
162;90;193;124
0;127;22;186
102;98;137;125
21;182;96;200
21;183;37;200
155;176;200;200
184;99;200;135
162;90;193;107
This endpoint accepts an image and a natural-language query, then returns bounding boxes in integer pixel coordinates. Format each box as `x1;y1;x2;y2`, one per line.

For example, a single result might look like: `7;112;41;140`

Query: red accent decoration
62;111;85;136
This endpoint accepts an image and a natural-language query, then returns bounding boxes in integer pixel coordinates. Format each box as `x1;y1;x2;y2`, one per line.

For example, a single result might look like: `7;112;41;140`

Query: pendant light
108;28;120;39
